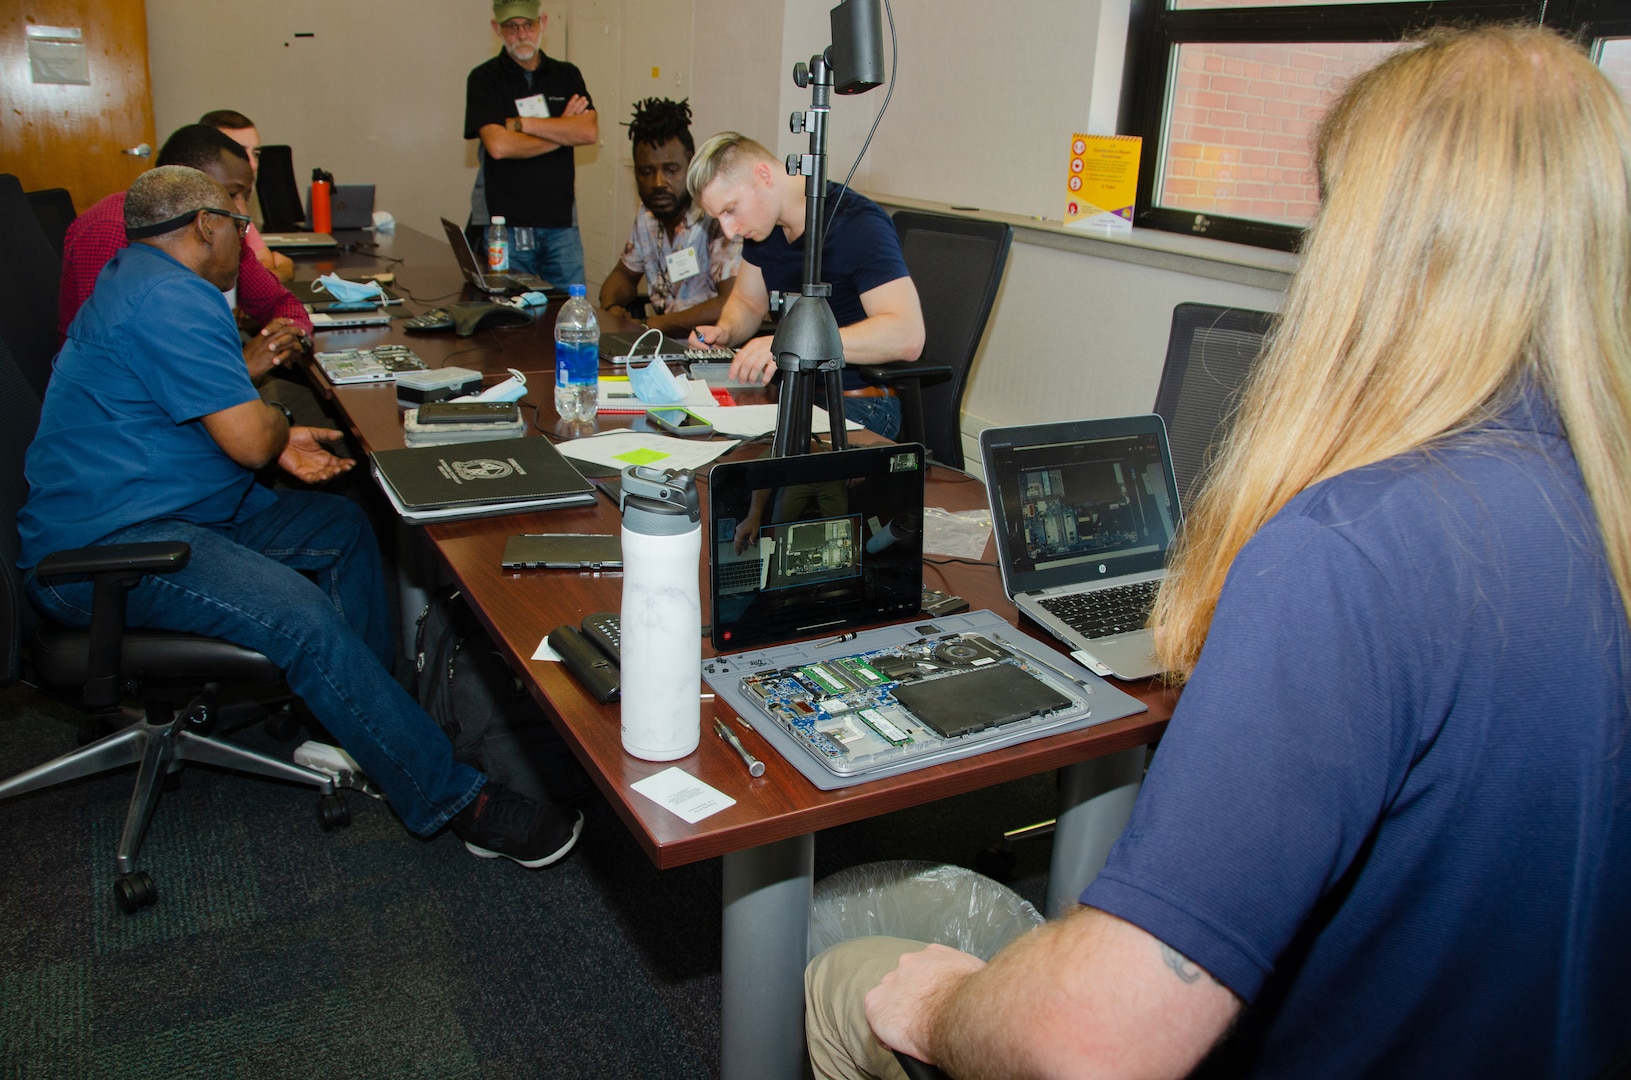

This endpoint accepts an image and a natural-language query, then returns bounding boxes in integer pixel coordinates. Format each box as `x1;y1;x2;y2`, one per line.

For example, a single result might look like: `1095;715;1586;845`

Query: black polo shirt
464;49;592;229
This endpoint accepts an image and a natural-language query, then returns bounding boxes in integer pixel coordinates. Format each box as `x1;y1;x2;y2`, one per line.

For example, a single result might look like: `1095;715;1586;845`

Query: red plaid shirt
58;192;312;343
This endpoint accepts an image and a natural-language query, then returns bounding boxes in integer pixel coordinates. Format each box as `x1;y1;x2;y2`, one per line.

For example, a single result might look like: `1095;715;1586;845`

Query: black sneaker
451;782;583;868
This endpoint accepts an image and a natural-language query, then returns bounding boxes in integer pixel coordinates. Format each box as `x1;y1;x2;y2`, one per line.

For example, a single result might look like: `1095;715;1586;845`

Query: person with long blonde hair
806;25;1631;1079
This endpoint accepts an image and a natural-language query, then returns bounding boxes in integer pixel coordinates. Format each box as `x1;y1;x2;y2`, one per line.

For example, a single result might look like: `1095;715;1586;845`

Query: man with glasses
59;124;310;382
464;0;597;288
20;165;586;871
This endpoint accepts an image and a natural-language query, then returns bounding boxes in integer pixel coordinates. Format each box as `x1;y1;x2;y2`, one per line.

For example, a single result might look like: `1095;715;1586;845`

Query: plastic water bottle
486;215;510;272
554;284;599;421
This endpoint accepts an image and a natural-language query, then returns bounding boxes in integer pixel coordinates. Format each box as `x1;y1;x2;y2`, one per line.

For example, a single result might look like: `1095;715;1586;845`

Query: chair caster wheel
113;870;157;914
975;846;1017;882
264;704;303;742
317;793;351;831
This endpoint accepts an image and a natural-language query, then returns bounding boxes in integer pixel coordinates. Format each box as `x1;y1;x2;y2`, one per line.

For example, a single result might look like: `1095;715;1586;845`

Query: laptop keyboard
717;558;761;591
1038;579;1160;640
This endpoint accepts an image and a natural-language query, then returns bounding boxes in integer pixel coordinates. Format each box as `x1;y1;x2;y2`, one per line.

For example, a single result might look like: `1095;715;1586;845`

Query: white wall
145;0;1292;437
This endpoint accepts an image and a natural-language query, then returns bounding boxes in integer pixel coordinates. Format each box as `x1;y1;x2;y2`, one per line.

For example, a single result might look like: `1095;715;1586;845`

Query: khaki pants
805;936;932;1080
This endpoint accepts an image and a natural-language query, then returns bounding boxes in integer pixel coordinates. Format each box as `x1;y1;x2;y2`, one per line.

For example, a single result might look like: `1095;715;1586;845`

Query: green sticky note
615;447;669;466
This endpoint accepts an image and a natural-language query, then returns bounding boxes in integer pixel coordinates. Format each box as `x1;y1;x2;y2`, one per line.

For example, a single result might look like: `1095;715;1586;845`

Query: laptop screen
708;444;926;651
983;415;1181;596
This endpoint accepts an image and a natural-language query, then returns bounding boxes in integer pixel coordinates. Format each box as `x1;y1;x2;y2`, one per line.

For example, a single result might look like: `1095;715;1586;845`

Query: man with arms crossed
22;166;584;871
806;26;1631;1080
687;133;923;438
600;98;741;336
465;0;597;288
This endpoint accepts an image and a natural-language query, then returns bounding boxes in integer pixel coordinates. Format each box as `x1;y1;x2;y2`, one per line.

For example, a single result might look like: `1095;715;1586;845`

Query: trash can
807;860;1044;962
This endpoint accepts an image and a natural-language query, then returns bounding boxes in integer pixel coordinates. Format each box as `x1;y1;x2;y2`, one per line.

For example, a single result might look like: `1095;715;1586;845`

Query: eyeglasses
202;207;253;238
499;18;538;36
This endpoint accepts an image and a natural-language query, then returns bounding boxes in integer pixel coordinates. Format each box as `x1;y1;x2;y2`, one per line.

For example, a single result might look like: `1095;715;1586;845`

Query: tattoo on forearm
1161;944;1203;985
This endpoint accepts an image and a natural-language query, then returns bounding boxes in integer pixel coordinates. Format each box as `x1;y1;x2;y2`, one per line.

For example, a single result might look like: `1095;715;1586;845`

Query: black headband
125;207;209;240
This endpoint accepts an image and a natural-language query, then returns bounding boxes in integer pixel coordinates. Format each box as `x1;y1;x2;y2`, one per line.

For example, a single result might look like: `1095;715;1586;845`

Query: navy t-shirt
743;183;909;389
1083;390;1631;1077
19;245;271;567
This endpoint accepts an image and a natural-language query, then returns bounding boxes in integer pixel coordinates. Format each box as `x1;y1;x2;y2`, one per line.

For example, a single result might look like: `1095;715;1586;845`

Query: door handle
122;143;152;158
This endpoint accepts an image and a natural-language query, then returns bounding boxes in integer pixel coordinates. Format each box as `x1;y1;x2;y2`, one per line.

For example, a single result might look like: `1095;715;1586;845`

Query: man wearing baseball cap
464;0;598;288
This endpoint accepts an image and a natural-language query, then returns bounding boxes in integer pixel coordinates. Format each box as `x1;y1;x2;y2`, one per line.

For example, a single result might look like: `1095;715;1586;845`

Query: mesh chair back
892;211;1012;470
255;145;306;231
25;187;75;258
1152;302;1276;507
0;174;64;400
0;336;43;683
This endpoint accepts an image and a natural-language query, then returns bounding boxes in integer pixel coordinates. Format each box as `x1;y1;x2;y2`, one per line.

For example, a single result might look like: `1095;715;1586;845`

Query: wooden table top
297;226;1176;870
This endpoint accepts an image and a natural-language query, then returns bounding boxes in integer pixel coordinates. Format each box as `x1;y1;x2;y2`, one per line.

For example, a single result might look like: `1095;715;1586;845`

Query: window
1125;1;1631;250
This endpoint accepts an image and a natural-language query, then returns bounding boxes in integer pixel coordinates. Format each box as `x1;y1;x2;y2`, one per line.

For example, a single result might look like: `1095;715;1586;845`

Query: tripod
769;53;848;458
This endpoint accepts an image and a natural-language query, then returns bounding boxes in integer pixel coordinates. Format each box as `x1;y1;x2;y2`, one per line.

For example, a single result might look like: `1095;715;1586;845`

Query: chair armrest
36;541;190;581
857;360;953;389
892;1051;952;1080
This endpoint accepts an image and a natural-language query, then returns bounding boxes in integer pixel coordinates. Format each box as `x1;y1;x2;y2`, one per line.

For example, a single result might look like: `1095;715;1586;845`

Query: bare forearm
520;110;597;146
648;293;730;335
837;314;924;366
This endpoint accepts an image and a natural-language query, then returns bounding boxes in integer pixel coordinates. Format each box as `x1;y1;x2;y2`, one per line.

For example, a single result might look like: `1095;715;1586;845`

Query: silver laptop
307;184;375;230
439;217;551;295
980;415;1182;680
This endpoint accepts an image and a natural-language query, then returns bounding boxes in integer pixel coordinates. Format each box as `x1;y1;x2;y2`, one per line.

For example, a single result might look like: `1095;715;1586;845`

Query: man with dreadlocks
599;97;740;335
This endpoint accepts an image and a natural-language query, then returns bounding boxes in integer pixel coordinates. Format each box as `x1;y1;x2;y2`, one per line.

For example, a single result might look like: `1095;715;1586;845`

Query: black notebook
370;436;596;523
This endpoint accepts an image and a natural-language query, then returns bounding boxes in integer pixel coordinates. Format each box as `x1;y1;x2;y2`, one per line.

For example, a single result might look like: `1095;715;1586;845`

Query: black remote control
581;612;621;663
548;625;620;704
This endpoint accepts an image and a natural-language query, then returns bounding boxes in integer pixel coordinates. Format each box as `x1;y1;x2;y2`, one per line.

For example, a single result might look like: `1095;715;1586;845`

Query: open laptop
308;184;375;230
439;217;551;295
980;414;1182;680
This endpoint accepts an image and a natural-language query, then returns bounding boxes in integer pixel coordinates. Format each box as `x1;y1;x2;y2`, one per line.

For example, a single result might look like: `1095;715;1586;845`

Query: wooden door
0;0;155;212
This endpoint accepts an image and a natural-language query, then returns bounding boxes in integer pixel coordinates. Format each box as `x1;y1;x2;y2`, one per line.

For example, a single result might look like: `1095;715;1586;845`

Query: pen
714;718;765;777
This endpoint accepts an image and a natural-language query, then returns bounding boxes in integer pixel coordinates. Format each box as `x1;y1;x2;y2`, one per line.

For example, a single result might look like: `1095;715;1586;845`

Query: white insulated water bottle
619;465;702;761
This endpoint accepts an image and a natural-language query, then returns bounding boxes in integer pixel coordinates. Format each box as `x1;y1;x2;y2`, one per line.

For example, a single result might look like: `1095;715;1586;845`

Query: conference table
287;226;1176;1079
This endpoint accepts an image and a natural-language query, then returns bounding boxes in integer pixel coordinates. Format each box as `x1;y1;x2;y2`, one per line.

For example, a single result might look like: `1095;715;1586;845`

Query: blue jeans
25;490;483;836
820;394;903;440
509;225;585;291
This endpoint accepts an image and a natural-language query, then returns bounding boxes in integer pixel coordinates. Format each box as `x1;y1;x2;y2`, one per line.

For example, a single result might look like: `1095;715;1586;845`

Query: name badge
515;93;551;118
666;246;701;284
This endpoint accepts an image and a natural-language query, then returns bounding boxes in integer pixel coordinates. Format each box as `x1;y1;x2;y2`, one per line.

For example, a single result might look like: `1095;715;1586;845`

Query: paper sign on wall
1064;134;1141;235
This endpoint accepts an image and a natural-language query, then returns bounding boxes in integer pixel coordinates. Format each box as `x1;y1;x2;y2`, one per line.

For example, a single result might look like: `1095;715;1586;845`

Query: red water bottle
310;168;332;233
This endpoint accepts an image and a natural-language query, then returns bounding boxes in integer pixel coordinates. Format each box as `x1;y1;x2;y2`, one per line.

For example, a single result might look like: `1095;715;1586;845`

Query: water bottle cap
492;215;506;225
568;283;587;297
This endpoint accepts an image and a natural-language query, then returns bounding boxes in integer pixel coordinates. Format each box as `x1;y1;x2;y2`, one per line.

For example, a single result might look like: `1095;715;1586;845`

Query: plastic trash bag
808;860;1044;962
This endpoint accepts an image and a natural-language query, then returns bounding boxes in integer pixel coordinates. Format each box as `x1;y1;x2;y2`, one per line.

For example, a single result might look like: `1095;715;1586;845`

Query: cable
827;0;898;223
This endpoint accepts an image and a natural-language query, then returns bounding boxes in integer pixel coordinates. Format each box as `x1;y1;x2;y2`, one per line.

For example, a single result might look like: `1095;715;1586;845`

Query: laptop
308;184;375;230
439;217;552;295
979;414;1183;680
259;231;337;250
600;329;691;364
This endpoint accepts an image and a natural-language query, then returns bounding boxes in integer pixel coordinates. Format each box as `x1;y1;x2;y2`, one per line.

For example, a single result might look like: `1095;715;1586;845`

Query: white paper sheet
556;432;740;473
630;767;736;823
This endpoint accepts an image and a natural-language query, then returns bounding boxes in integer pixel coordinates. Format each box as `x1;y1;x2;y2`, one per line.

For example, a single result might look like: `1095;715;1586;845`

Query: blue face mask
311;274;385;304
627;355;687;405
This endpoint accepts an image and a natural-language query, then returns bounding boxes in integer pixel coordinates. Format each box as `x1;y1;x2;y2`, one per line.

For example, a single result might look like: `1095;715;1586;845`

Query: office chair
857;211;1013;470
0;174;65;399
255;144;307;231
973;302;1274;883
0;337;349;914
1151;302;1277;506
25;186;75;258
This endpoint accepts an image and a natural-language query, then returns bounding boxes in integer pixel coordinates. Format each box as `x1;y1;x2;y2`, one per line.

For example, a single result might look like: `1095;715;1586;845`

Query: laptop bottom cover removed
703;610;1144;789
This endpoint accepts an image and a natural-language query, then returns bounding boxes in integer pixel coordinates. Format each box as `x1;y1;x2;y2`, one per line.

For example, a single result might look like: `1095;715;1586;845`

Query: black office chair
0;337;349;914
0;174;65;400
1151;302;1277;507
25;186;75;258
858;211;1013;470
255;144;307;231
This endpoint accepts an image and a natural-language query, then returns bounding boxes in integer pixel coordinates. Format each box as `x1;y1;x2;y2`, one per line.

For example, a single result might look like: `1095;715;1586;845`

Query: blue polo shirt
1082;388;1631;1077
19;244;272;568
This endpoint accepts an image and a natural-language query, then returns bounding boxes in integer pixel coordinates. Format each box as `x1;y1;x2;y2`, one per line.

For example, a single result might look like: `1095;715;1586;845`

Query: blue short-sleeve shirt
1082;391;1631;1077
19;244;272;567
